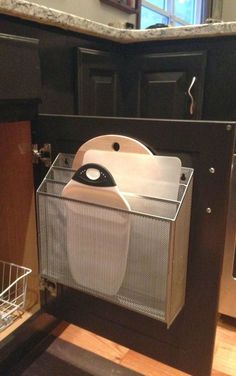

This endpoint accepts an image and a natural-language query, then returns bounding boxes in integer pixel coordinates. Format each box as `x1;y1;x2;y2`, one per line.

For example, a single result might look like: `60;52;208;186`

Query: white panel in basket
80;150;181;201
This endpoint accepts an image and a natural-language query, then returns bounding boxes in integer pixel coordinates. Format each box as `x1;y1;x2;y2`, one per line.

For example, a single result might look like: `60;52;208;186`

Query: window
141;0;202;29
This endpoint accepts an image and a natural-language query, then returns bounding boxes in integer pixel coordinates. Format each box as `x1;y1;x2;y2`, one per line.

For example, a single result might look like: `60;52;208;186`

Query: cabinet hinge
40;277;57;297
32;143;51;167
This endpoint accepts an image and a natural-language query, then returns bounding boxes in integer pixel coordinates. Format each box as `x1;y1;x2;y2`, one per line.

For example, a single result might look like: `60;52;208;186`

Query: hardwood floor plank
52;322;130;364
50;316;236;376
211;370;231;376
120;350;189;376
212;318;236;376
53;323;189;375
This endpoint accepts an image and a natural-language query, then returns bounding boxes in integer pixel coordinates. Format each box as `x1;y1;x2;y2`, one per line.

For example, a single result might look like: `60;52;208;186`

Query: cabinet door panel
136;51;206;119
77;48;121;116
141;71;187;118
0;33;41;102
90;69;118;116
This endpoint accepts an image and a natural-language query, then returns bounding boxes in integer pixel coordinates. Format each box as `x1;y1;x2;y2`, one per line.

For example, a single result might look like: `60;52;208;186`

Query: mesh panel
124;193;178;218
37;154;193;325
38;192;170;321
53;153;74;168
46;168;75;184
118;215;170;320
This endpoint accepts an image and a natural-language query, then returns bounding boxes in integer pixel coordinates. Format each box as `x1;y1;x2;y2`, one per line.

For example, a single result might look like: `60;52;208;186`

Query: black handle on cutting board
72;163;116;187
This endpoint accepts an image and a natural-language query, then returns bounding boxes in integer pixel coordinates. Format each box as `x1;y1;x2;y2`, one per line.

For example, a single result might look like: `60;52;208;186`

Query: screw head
206;207;212;214
226;124;232;131
209;167;215;174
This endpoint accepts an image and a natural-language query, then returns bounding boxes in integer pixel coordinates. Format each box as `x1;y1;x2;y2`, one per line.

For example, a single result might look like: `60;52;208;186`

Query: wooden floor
50;315;236;376
212;317;236;376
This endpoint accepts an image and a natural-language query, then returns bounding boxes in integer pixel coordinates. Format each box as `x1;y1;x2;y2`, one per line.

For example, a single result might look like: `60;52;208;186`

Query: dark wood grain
0;33;41;102
140;70;187;118
125;36;236;121
0;14;119;117
0;101;39;122
2;15;236;121
76;48;123;116
131;51;206;119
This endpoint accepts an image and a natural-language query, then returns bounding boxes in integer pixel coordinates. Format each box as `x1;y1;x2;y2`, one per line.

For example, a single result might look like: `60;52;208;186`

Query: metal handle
188;76;196;115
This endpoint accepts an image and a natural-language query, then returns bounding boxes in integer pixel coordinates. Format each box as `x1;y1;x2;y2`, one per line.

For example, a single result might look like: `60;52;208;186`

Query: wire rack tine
0;261;31;331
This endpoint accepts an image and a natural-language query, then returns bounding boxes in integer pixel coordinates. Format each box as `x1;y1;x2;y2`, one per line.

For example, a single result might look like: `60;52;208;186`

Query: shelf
100;0;137;14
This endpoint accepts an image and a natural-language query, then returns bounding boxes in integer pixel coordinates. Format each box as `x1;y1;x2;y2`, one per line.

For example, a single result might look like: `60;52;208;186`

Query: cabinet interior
0;121;40;340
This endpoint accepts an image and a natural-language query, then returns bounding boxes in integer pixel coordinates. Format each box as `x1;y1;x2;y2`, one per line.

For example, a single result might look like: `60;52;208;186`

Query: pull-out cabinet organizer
37;153;193;327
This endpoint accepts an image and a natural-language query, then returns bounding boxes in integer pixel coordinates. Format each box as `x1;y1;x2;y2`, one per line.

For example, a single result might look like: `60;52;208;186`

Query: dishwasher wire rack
0;260;31;331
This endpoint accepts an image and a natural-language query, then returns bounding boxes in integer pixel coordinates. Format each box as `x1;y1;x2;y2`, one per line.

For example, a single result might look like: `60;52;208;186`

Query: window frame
141;0;202;27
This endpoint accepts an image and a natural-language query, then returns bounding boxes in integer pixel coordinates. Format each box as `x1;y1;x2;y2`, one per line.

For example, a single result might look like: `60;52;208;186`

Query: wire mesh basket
0;260;32;331
37;153;193;327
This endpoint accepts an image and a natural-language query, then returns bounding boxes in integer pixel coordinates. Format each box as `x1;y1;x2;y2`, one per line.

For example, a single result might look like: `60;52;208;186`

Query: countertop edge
1;0;236;44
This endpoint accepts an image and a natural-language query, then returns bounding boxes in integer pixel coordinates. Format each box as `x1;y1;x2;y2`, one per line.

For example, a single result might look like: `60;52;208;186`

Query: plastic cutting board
62;164;131;296
78;150;182;201
72;135;153;170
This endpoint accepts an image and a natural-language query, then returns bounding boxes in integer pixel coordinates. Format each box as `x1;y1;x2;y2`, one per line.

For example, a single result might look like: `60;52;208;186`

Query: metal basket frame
0;260;31;331
37;153;193;327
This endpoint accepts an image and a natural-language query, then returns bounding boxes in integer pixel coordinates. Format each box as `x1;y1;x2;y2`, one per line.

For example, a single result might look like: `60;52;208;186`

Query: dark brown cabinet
0;33;41;121
1;113;235;376
77;49;206;120
140;70;188;119
30;114;235;376
0;34;41;102
76;47;123;116
130;51;206;119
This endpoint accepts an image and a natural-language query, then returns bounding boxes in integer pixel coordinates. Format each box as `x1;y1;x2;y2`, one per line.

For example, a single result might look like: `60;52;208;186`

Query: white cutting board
72;135;153;170
62;165;131;296
62;165;130;210
79;150;181;201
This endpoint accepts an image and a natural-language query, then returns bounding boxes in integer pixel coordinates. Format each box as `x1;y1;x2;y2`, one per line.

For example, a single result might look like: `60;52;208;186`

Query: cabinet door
76;47;122;116
135;51;206;119
0;34;41;102
33;114;235;376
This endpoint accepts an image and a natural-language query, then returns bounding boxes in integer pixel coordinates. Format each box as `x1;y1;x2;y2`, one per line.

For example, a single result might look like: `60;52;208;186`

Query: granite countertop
1;0;236;43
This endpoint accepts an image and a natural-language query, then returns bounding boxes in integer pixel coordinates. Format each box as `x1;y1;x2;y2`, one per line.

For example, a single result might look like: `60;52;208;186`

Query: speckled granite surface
1;0;236;43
